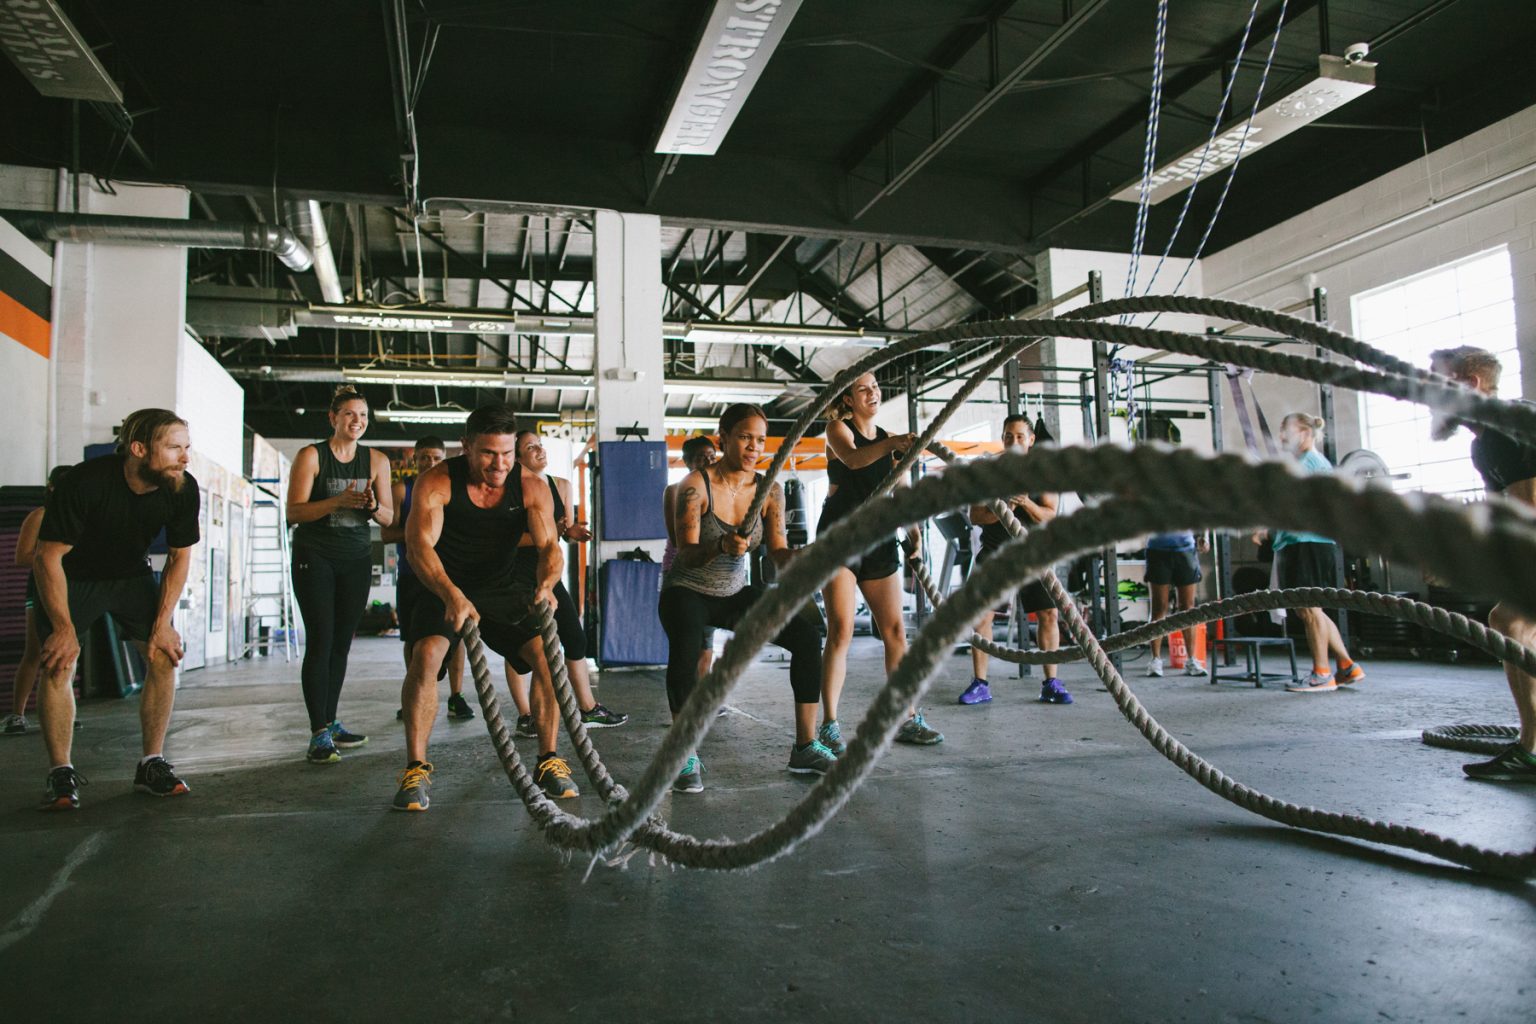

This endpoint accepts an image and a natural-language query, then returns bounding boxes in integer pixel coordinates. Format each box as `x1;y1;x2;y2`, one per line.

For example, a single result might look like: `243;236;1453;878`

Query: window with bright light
1353;246;1520;497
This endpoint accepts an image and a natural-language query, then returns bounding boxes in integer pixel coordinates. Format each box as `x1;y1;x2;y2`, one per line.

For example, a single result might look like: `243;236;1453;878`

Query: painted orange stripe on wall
0;291;49;358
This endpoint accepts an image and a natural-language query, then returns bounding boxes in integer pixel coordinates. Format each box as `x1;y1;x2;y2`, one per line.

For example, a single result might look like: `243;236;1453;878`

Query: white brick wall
1202;103;1536;455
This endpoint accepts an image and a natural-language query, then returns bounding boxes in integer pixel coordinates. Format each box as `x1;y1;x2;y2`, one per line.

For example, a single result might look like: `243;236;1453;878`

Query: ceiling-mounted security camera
1344;42;1370;64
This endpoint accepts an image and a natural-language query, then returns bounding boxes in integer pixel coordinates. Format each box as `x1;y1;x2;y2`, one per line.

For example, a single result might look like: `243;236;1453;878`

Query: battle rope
458;295;1535;876
467;442;1536;878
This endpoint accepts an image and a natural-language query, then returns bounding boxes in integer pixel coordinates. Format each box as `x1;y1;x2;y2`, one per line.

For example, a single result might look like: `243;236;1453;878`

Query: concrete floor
1;636;1532;1023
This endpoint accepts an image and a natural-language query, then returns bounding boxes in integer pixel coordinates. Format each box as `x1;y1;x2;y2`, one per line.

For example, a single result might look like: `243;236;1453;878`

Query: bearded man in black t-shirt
33;408;202;809
1431;347;1536;783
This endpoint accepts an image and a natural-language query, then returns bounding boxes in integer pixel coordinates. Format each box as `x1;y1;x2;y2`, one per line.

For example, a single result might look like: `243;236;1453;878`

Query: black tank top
979;495;1046;552
822;423;892;523
435;456;528;592
547;476;565;523
292;441;373;559
1471;420;1536;493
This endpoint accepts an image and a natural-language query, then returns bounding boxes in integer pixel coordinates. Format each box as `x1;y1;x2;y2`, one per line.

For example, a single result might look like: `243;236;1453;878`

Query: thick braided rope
1421;724;1522;755
740;300;1536;531
470;446;1536;875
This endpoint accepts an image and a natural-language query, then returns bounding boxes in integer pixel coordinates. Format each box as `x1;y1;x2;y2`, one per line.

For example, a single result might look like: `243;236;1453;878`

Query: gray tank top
291;441;373;560
663;472;764;597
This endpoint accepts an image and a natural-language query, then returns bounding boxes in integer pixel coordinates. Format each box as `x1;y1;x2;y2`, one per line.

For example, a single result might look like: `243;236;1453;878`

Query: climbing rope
463;295;1536;878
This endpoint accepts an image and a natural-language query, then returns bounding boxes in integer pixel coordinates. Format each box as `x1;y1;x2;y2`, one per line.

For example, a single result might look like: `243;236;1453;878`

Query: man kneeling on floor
394;402;574;811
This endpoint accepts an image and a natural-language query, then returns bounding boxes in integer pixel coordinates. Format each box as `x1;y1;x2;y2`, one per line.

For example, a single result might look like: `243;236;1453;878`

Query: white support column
592;209;666;562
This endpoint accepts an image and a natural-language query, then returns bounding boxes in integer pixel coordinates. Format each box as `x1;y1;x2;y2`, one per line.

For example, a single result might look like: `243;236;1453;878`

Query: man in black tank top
392;403;578;810
1431;347;1536;782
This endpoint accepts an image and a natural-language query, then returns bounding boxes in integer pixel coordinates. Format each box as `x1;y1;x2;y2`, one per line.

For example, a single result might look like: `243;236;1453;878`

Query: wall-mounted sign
0;0;123;103
1111;55;1374;206
654;0;803;156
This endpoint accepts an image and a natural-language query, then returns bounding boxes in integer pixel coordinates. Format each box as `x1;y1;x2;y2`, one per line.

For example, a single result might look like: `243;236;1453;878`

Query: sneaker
134;756;190;797
818;719;846;757
535;755;579;799
307;731;341;764
393;761;433;811
514;714;536;739
3;713;28;735
1038;678;1074;704
1184;659;1206;677
1336;663;1366;686
895;711;944;745
788;740;837;776
580;703;628;729
674;755;704;794
1462;743;1536;783
958;679;993;705
39;766;86;811
447;693;476;720
1285;672;1337;694
1146;657;1164;678
328;720;368;749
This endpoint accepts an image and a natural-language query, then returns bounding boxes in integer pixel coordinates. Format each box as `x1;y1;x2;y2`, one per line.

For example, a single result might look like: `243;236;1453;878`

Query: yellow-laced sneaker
535;755;579;799
392;761;433;812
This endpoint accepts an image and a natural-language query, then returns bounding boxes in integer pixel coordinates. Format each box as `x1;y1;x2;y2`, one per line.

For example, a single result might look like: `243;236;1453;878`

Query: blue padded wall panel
598;559;668;666
598;441;667;541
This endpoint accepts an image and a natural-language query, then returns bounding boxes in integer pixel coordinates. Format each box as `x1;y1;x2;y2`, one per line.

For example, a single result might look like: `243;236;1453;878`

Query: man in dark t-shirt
1431;347;1536;783
34;408;202;809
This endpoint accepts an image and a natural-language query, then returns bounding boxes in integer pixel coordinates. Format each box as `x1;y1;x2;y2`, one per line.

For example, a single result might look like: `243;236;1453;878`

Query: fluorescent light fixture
345;368;507;388
375;408;472;424
664;378;787;402
1112;54;1375;205
654;0;804;155
505;373;594;392
684;320;885;344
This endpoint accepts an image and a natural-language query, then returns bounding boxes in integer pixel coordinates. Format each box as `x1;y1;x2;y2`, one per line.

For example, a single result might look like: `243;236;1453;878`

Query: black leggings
292;548;373;732
507;581;586;674
659;584;821;714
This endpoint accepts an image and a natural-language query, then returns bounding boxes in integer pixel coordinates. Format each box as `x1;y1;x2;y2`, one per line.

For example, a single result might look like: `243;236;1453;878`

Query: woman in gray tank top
285;386;394;764
659;404;831;793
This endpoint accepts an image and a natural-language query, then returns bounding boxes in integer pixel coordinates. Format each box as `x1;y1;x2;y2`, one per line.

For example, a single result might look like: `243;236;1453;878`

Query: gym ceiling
3;0;1532;441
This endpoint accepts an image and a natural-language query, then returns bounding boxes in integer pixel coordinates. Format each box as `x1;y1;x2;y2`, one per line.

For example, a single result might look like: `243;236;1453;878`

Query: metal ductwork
281;199;345;303
0;209;314;271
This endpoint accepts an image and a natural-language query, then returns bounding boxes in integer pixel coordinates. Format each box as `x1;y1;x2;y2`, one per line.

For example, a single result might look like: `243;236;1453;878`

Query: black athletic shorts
1276;541;1337;589
396;572;424;643
35;575;160;644
1146;548;1202;587
405;582;543;665
818;504;902;583
975;544;1057;614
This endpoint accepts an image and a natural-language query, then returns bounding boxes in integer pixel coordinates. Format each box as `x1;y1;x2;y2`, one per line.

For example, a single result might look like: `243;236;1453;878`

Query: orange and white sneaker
1336;663;1366;685
1286;671;1337;693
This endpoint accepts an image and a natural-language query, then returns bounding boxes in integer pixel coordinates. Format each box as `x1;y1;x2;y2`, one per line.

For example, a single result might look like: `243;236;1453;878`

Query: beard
136;459;186;492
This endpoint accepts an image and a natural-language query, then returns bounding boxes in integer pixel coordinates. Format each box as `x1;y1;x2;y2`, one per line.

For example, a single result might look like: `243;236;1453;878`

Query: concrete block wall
1202;103;1536;456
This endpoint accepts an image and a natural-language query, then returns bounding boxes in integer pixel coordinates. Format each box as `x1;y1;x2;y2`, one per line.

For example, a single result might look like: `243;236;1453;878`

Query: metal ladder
242;484;297;660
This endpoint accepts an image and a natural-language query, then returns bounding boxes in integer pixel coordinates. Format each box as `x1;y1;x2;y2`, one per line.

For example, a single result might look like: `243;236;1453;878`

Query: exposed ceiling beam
846;0;1111;220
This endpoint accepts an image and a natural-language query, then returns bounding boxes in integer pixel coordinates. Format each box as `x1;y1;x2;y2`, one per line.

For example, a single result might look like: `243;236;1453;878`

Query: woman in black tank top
817;372;943;753
285;386;393;764
499;431;628;731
